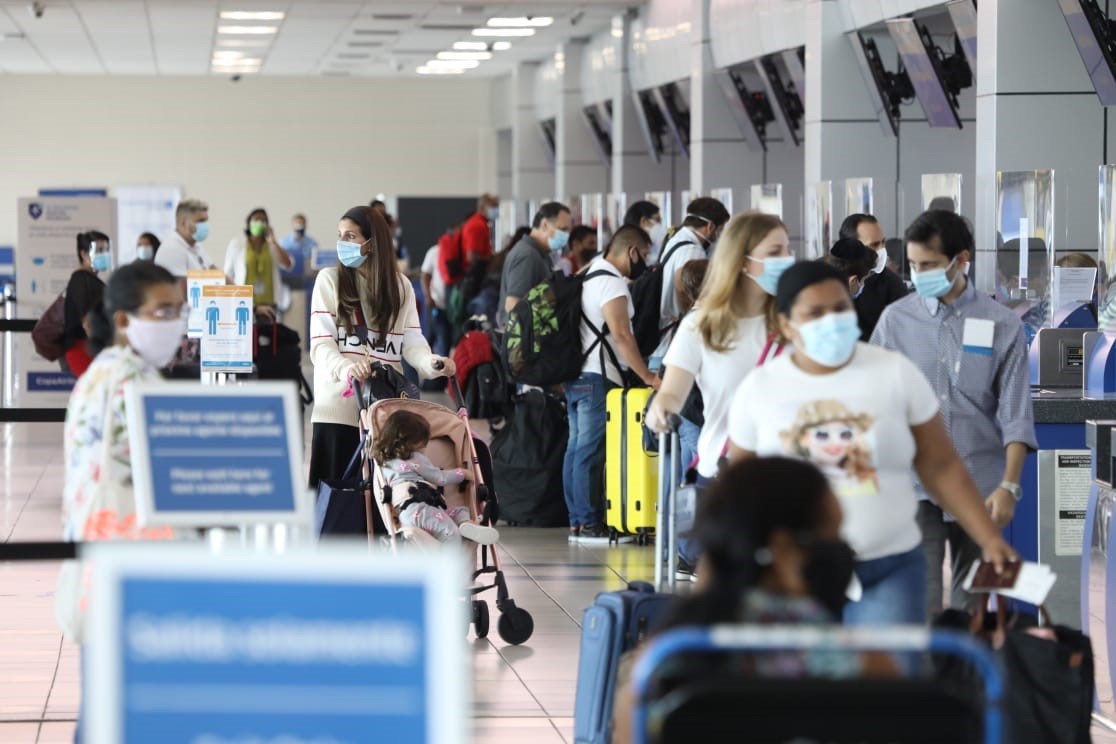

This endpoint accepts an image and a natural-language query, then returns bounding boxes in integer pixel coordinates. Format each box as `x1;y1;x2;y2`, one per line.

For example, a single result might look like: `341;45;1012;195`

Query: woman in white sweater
308;205;455;489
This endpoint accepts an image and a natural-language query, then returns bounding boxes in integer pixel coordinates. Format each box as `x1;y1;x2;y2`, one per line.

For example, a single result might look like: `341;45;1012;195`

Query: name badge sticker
962;318;995;356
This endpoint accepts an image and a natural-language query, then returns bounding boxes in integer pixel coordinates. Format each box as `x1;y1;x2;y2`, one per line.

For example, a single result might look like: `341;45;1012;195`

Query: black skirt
308;422;361;489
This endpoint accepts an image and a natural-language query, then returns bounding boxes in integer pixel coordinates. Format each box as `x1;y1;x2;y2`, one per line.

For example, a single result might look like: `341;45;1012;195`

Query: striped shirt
871;282;1037;511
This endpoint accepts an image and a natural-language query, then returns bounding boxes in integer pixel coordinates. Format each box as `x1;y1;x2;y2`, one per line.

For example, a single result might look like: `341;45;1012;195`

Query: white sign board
14;196;117;405
127;382;306;528
185;269;226;338
86;545;466;744
199;284;254;374
1055;450;1091;556
114;186;181;265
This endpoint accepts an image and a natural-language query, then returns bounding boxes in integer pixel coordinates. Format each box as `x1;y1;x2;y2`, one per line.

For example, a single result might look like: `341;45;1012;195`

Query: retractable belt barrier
0;303;69;423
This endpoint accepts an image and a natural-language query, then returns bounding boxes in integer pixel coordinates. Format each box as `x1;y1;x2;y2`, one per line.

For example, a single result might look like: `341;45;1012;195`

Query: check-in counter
1085;420;1116;717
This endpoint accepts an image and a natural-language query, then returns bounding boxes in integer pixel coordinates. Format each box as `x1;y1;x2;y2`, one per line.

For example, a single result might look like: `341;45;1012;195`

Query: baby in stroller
373;409;501;546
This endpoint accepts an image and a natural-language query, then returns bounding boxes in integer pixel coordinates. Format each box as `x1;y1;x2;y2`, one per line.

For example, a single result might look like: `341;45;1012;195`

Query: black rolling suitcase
255;321;312;410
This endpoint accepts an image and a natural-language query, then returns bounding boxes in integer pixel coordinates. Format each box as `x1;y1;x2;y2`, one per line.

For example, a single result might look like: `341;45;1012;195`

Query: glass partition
644;191;673;229
496;199;518;251
1098;166;1116;329
844;178;873;220
580;193;605;244
750;184;784;218
921;173;963;213
805;181;833;259
995;169;1056;339
709;187;734;214
605;192;627;241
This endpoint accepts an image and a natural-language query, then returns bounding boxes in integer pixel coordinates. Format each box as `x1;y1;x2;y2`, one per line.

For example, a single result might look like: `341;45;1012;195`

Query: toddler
374;409;500;546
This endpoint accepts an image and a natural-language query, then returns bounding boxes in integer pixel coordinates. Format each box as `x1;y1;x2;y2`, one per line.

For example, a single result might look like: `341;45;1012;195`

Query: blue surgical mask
911;258;957;299
192;222;209;243
487;207;500;221
795;311;861;368
91;252;112;272
746;255;796;295
549;228;569;252
336;239;370;268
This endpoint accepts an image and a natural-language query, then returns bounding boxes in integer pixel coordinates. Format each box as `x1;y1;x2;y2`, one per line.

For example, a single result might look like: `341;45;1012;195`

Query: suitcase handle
654;415;683;592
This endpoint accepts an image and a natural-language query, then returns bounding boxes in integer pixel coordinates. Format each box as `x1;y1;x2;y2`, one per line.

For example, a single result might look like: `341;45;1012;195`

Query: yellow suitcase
605;387;658;541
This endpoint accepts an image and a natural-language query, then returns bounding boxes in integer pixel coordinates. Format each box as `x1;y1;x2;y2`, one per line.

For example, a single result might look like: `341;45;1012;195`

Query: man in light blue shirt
279;213;318;283
872;209;1037;613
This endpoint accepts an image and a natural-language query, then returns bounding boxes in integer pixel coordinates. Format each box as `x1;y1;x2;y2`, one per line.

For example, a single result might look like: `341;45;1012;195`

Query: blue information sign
127;382;306;527
87;547;465;744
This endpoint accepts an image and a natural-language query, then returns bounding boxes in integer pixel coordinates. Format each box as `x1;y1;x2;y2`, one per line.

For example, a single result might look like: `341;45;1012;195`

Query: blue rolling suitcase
573;580;674;744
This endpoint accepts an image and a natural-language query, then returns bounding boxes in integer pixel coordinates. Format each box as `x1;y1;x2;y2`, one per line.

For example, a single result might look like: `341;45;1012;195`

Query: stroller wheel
472;599;490;639
497;607;534;646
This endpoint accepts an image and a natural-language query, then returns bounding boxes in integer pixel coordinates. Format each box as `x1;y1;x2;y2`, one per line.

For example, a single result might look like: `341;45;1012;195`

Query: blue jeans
425;307;452;358
843;546;928;626
677;473;712;565
563;373;612;527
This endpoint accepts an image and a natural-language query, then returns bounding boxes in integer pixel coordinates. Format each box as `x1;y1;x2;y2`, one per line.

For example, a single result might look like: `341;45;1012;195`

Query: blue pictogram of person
189;283;202;308
205;300;219;335
235;300;250;335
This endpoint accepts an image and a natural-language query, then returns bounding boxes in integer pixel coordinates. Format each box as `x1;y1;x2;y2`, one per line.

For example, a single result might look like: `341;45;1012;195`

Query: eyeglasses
135;304;189;321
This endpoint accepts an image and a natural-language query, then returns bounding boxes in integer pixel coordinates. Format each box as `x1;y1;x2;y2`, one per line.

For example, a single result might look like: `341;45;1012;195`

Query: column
511;61;553;202
688;0;761;202
555;41;609;201
973;0;1105;293
803;0;898;254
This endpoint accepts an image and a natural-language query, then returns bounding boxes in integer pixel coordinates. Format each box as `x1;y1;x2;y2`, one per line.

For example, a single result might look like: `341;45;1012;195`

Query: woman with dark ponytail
59;262;185;742
61;230;112;377
308;205;455;489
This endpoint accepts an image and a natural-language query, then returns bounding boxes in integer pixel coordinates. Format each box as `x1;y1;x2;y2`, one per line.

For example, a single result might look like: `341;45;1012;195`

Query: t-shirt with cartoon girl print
728;342;940;561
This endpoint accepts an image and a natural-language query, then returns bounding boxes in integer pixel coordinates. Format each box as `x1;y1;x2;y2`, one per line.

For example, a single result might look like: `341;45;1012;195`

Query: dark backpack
504;269;615;387
31;293;67;361
629;240;697;358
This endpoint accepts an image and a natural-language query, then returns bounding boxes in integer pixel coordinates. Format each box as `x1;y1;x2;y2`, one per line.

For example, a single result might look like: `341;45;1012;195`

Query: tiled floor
5;419;1116;744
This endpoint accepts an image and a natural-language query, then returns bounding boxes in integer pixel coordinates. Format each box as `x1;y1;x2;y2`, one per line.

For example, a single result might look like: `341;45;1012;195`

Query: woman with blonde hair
646;211;794;579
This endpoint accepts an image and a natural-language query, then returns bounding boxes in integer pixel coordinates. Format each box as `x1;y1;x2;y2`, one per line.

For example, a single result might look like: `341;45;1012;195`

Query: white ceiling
0;1;630;77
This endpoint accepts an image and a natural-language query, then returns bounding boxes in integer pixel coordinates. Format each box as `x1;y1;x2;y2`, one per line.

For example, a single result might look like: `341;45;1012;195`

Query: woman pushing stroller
374;409;500;546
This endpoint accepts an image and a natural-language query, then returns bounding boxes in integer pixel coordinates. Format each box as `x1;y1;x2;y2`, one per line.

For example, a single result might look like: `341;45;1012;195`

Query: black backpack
629;240;697;358
491;390;569;526
504;269;615;387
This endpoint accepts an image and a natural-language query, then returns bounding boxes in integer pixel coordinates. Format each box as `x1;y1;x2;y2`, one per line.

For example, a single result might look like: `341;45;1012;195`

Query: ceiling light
213;56;261;64
471;28;535;38
216;38;269;48
217;25;279;35
486;17;553;28
417;66;465;75
437;51;491;61
212;50;245;59
492;41;511;51
219;11;284;21
423;59;479;69
453;41;488;51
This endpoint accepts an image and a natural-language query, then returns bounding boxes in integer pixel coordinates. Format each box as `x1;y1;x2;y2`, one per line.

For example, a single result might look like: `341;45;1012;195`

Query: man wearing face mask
557;225;598;276
871;209;1036;614
462;194;498;270
566;226;661;543
156;199;224;296
658;197;731;335
499;201;572;327
280;214;318;284
61;231;111;378
840;213;908;340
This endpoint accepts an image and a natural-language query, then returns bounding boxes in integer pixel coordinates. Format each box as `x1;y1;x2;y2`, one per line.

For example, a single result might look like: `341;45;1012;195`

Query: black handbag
363;361;421;403
315;439;371;537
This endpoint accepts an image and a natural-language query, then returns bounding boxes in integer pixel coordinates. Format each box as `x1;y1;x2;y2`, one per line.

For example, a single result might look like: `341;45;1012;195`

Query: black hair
87;262;177;357
505;226;531;251
775;260;848;316
76;230;110;261
369;199;386;211
569;225;596;247
372;409;432;463
825;238;876;281
622;200;661;227
905;209;974;261
838;213;878;242
656;457;832;631
682;197;731;230
137;232;161;256
531;201;570;229
244;208;269;238
927;196;957;213
604;225;651;257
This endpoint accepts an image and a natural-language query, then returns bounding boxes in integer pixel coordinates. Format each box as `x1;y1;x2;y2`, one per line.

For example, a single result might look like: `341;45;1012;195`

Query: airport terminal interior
9;0;1116;742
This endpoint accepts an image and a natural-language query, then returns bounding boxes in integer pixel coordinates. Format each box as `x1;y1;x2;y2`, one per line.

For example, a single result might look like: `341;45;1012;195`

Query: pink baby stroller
360;382;535;645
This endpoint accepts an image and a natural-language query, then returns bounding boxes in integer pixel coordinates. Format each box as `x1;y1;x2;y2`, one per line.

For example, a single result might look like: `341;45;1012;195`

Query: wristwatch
999;481;1023;501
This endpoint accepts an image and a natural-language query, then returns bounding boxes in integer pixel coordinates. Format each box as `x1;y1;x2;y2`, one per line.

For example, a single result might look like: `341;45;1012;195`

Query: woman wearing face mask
224;208;293;322
612;457;892;743
646;213;795;579
59;263;181;739
61;231;113;378
308;205;456;491
622;200;667;260
134;232;161;262
726;261;1016;626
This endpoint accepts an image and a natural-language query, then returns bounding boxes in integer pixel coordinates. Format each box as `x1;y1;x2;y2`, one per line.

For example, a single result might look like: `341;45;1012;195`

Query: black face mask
628;251;647;281
802;538;856;618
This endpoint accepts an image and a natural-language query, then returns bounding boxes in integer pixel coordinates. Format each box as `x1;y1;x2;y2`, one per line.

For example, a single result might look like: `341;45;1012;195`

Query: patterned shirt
871;282;1038;508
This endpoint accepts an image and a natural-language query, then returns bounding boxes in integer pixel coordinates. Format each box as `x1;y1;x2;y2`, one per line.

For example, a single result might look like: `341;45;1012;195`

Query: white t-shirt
663;313;773;478
657;226;706;328
420;245;446;309
727;343;940;561
155;231;216;277
580;257;632;385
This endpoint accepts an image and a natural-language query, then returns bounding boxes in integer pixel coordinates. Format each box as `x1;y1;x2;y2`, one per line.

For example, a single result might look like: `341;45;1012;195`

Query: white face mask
872;247;887;274
648;222;667;248
125;316;187;368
